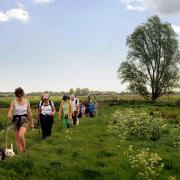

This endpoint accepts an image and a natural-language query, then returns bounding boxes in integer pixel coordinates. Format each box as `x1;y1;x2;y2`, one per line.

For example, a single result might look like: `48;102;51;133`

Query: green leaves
125;146;164;180
118;15;180;101
108;109;166;141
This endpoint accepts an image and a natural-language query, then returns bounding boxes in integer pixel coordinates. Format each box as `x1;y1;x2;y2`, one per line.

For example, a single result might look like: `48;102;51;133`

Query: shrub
125;145;164;180
170;124;180;149
108;109;166;141
168;176;176;180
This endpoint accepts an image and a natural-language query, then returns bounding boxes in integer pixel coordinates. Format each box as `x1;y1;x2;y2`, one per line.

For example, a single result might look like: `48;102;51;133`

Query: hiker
37;93;56;139
70;95;80;126
78;100;86;118
94;100;98;117
8;87;34;153
89;100;95;118
85;100;90;117
59;95;72;128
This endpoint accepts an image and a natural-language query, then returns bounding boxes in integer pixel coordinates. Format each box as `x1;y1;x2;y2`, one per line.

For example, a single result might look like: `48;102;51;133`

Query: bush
170;124;180;149
107;109;166;141
168;176;176;180
125;145;164;180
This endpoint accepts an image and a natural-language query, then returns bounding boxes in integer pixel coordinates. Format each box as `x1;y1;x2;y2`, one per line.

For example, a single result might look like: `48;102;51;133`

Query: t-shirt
39;101;54;115
71;98;79;112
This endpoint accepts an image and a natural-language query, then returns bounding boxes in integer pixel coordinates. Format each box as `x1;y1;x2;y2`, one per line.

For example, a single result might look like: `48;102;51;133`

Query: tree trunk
151;94;157;102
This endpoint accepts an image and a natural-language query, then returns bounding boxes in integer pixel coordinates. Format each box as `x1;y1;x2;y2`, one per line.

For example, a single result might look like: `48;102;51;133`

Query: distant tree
75;88;82;96
81;88;90;96
118;16;180;102
69;88;74;95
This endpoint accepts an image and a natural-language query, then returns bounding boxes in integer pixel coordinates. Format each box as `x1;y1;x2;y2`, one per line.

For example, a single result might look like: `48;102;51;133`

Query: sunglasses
17;94;23;97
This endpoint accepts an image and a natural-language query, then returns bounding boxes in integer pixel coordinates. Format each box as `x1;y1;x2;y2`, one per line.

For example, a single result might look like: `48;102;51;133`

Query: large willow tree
118;16;180;102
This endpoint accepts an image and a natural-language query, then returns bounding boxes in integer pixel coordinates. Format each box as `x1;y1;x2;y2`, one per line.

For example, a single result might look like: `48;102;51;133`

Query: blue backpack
89;102;95;113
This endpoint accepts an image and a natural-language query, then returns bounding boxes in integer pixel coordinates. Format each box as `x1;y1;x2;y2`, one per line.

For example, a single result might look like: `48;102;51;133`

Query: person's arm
51;106;56;116
93;103;95;112
58;103;63;120
27;100;34;128
77;100;80;115
37;105;40;122
69;101;72;119
50;102;56;116
77;105;80;115
8;100;15;121
71;102;74;116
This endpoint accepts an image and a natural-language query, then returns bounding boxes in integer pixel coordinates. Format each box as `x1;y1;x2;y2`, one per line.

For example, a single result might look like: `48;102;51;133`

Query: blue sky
0;0;180;92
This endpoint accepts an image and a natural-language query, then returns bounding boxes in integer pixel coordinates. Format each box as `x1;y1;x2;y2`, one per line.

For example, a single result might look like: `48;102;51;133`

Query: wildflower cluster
170;124;180;149
125;145;164;180
107;109;166;141
64;130;73;140
168;176;176;180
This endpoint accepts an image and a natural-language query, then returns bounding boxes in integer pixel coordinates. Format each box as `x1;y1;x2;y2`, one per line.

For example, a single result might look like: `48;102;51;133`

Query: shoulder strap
40;100;44;108
49;100;53;108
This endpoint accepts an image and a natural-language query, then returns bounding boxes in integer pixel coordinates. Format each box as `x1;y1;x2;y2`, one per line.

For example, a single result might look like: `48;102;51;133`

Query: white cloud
120;0;180;15
33;0;54;5
126;4;146;12
120;0;146;12
144;0;180;15
14;0;26;9
172;25;180;34
0;12;9;22
0;8;30;23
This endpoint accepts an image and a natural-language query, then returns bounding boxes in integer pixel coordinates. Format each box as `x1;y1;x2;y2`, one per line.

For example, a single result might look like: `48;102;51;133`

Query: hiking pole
4;118;15;157
5;118;10;150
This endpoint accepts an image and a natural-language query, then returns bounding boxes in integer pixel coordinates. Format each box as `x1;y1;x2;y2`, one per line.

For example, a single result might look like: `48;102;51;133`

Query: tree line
0;89;118;97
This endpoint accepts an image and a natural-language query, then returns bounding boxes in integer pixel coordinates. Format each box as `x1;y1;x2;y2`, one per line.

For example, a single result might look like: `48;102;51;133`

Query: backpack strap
49;100;53;109
40;100;44;108
39;100;53;112
40;100;53;108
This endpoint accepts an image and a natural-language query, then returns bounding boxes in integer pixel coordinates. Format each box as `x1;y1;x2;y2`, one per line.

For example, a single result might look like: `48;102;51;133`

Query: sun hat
43;93;49;99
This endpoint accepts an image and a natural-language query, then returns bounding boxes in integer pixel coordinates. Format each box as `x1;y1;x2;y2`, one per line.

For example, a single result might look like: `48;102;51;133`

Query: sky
0;0;180;93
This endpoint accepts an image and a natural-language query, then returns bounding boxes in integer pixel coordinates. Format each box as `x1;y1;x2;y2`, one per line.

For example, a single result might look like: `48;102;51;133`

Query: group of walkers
7;87;97;153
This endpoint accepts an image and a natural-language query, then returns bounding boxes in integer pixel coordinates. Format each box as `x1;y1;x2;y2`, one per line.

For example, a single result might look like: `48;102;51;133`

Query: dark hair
62;95;69;101
15;87;25;97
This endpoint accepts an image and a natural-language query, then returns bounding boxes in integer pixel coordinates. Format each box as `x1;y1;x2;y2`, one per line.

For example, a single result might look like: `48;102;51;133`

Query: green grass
0;98;180;179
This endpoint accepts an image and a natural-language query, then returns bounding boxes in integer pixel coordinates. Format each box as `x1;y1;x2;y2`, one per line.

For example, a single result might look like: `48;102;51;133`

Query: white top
39;101;54;115
14;100;28;116
71;98;79;112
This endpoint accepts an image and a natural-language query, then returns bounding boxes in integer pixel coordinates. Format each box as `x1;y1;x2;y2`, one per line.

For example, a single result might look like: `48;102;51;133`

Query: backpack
75;98;79;105
62;101;71;118
89;103;95;113
81;104;86;113
39;100;53;110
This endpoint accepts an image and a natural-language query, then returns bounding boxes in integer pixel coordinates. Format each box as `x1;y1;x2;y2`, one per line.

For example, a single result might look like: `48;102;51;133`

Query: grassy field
0;96;180;179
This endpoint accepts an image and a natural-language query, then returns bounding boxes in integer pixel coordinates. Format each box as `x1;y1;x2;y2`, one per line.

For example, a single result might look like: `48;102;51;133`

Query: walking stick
4;118;15;157
5;118;10;150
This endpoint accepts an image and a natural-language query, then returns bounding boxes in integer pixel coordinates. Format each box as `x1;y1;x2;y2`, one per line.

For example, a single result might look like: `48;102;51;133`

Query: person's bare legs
19;126;27;152
14;130;22;152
